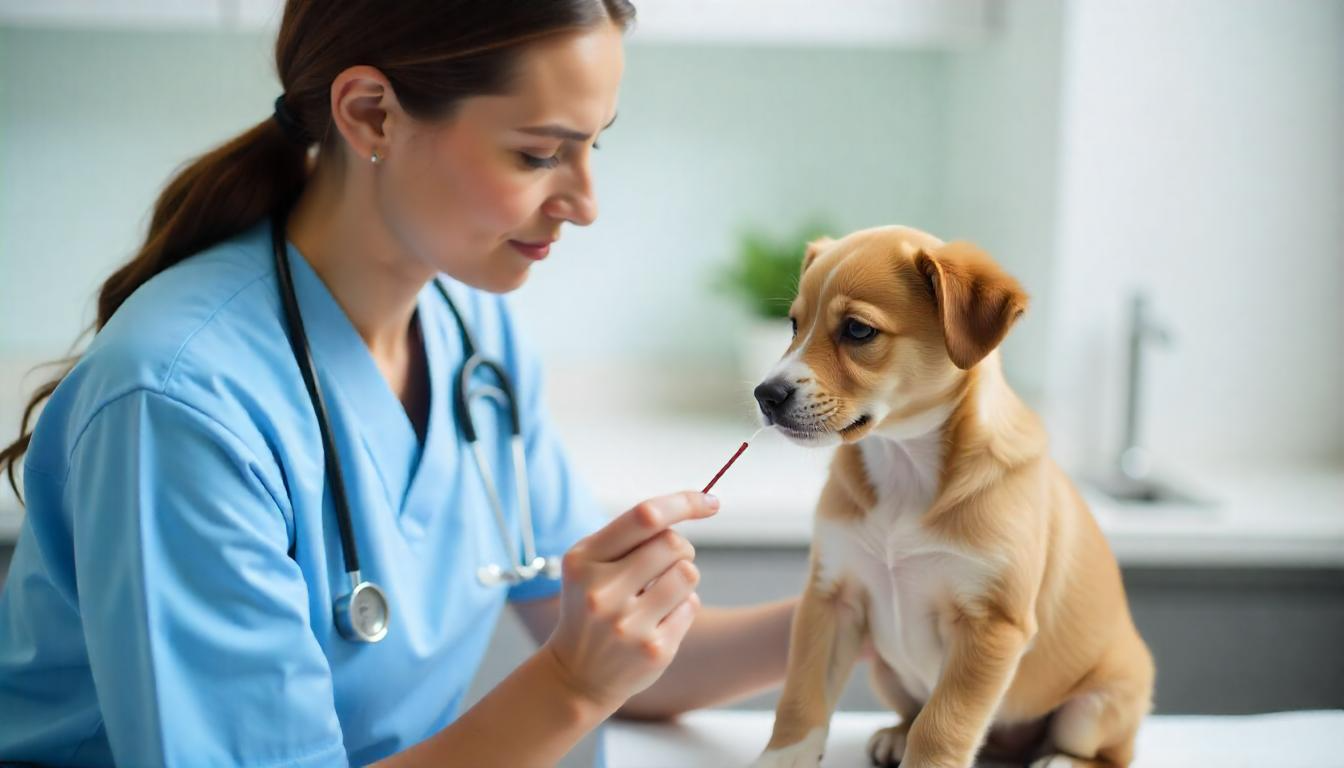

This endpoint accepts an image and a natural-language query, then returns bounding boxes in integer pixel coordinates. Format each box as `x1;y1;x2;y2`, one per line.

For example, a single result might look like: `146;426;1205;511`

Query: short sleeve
67;389;348;767
497;300;610;603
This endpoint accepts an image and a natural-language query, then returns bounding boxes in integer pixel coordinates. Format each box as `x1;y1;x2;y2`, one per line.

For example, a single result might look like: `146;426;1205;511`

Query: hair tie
272;94;308;145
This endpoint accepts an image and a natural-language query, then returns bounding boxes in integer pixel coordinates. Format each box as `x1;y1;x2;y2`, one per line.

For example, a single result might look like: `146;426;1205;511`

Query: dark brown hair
1;0;636;500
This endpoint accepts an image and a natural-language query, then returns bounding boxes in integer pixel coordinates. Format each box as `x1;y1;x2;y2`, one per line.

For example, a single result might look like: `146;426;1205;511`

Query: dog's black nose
753;379;795;420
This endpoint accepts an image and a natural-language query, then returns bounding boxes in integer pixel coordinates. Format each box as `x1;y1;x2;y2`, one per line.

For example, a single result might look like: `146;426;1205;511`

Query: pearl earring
370;151;381;165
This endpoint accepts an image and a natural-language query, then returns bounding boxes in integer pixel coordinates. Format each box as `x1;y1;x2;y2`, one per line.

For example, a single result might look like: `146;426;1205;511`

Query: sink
1088;292;1223;514
1086;473;1218;511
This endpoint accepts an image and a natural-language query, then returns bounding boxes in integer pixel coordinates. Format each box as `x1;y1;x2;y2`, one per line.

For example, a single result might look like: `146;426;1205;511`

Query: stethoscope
271;211;561;643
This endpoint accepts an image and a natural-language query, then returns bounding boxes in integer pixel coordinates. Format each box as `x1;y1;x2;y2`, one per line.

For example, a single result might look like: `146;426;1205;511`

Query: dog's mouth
839;413;872;435
774;412;872;442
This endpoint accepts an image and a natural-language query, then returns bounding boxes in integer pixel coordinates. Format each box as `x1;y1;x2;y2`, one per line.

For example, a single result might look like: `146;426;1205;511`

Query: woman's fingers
616;529;696;598
661;591;699;631
654;593;700;654
544;493;712;712
580;531;697;630
620;558;700;637
581;491;718;562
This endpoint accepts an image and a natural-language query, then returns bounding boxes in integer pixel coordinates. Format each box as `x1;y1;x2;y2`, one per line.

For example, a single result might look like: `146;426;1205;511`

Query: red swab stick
702;427;764;494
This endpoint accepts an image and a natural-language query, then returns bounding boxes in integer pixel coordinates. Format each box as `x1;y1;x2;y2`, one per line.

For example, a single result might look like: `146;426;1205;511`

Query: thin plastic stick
702;427;765;494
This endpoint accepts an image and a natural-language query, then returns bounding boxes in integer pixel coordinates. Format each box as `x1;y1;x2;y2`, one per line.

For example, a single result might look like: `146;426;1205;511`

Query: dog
748;226;1153;768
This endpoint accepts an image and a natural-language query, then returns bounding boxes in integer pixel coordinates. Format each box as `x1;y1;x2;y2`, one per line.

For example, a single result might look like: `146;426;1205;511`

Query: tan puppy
749;226;1153;768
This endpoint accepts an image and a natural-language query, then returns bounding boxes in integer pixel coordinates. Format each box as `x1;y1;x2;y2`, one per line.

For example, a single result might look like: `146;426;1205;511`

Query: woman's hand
541;491;719;714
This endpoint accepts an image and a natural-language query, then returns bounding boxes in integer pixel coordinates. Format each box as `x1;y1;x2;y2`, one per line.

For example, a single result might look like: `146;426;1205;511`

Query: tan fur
753;226;1154;768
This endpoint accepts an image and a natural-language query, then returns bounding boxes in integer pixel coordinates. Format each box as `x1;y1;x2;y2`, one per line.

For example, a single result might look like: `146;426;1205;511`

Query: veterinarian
0;2;796;765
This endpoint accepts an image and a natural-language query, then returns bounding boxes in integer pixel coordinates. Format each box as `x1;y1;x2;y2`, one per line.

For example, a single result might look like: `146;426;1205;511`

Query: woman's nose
544;166;598;227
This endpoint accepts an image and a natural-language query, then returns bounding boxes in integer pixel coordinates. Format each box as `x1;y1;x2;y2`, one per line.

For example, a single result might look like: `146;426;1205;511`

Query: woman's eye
789;317;798;337
521;152;560;170
843;319;876;342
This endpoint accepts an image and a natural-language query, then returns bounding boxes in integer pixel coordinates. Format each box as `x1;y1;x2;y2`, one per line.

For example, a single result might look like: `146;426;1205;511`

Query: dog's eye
843;319;877;342
789;317;798;337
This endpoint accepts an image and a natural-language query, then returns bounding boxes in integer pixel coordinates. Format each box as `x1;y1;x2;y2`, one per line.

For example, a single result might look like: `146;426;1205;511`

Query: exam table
605;708;1344;767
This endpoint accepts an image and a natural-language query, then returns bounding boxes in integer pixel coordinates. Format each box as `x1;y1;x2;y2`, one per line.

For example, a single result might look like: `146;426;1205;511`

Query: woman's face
381;24;625;293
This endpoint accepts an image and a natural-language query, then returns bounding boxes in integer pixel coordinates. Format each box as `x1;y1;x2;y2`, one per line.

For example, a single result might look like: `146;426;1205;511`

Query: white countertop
605;709;1344;767
556;414;1344;568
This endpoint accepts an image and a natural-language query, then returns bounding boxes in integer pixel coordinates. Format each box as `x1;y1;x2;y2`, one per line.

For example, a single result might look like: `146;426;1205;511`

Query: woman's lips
509;240;552;261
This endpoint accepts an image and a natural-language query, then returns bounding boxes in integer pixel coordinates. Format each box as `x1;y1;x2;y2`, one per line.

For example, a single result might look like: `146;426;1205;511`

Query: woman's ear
801;236;835;275
329;65;400;161
914;242;1029;370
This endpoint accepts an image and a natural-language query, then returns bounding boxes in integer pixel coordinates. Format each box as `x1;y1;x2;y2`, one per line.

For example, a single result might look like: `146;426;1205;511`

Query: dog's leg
1027;757;1114;768
1031;632;1154;768
750;568;866;768
865;657;921;766
1028;682;1150;768
977;717;1050;766
900;613;1033;768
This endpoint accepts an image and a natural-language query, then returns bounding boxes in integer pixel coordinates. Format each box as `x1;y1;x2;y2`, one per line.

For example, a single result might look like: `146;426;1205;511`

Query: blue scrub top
0;218;609;766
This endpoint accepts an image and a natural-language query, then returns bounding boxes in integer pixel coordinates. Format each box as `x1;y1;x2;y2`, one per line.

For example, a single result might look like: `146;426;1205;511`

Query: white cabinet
230;0;282;30
1;0;997;47
0;0;276;29
632;0;995;47
0;0;221;28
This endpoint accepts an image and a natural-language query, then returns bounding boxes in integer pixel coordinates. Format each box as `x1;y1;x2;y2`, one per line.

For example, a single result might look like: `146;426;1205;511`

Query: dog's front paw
748;727;827;767
866;724;908;766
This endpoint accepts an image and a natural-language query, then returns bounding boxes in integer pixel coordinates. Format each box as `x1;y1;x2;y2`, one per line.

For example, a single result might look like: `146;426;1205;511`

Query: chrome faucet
1092;292;1212;508
1116;292;1170;481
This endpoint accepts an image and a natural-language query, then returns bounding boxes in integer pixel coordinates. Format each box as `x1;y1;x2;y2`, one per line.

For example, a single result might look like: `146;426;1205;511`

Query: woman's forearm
375;645;612;767
377;597;799;764
616;597;797;720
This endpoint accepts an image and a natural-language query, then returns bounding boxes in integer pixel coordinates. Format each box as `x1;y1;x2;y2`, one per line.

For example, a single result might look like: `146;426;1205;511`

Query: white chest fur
813;431;995;704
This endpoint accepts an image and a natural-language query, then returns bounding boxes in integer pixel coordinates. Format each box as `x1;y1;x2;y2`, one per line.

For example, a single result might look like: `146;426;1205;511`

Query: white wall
0;27;279;356
3;2;1338;478
1045;0;1344;474
0;28;949;364
510;43;947;370
940;0;1066;403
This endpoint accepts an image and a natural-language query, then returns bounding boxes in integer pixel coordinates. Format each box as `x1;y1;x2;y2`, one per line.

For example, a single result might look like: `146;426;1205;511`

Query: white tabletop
605;709;1344;767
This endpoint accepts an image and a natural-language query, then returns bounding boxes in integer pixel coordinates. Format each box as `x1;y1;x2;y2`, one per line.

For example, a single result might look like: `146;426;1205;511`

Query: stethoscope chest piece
334;577;390;643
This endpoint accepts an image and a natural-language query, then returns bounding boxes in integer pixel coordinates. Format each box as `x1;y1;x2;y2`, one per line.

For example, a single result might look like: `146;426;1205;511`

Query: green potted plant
716;220;834;382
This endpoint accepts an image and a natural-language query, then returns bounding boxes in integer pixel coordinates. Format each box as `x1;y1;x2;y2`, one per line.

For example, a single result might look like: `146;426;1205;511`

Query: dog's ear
914;242;1028;370
801;236;835;275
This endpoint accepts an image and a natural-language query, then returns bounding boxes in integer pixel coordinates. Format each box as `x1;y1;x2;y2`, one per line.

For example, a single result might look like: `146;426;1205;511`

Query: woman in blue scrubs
0;2;798;765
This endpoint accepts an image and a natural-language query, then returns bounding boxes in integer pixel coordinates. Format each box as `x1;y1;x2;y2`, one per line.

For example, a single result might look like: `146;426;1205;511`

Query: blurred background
0;1;1341;765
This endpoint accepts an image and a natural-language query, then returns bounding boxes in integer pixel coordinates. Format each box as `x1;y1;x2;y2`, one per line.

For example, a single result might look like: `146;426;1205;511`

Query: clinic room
0;1;1341;766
